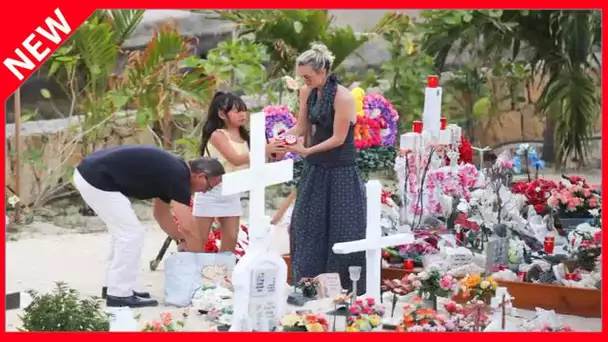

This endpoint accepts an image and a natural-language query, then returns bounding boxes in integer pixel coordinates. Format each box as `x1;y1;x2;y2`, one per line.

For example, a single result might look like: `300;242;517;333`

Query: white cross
221;112;294;250
332;180;414;302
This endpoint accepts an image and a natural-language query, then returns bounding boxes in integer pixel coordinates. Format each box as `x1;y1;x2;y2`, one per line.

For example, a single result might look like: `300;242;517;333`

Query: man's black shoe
102;287;151;299
106;295;158;308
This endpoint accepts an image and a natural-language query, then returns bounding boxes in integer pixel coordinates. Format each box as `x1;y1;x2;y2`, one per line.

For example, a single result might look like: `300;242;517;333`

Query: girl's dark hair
200;91;250;156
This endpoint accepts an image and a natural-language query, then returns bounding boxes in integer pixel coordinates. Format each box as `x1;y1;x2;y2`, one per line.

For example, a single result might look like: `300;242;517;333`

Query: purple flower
362;93;399;147
263;105;297;160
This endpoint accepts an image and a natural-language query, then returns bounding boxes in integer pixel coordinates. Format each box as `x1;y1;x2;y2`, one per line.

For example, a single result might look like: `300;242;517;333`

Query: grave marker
222;112;294;249
332;180;414;302
485;237;509;272
225;113;292;331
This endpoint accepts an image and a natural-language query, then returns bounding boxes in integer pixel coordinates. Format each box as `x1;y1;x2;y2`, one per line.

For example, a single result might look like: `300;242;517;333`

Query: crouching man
73;145;224;308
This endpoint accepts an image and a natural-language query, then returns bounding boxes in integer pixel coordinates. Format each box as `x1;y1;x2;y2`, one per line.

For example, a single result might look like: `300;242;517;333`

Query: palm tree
419;10;601;167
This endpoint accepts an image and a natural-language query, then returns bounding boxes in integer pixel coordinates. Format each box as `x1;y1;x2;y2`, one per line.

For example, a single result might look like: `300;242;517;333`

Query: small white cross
332;180;414;302
221;112;294;250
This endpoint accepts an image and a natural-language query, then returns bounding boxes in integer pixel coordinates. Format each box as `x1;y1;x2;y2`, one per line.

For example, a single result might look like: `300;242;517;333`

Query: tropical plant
110;22;216;149
206;10;379;77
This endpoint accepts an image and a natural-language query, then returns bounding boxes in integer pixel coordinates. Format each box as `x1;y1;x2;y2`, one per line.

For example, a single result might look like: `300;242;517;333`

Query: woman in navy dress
285;43;367;295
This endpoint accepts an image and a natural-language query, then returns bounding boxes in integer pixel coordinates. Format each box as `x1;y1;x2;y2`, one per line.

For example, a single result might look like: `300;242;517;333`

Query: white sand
5;219;602;331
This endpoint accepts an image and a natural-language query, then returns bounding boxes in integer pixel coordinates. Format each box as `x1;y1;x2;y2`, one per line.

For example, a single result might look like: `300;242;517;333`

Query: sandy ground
5;218;603;332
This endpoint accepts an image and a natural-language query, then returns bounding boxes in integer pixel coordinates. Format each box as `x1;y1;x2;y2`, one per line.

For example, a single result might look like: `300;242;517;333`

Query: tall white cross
332;180;414;302
222;112;294;250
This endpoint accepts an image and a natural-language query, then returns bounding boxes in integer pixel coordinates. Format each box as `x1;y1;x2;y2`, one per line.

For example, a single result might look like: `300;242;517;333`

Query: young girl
192;92;284;252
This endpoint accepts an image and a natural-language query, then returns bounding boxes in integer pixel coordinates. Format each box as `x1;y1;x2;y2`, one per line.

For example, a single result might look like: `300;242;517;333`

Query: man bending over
73;145;224;308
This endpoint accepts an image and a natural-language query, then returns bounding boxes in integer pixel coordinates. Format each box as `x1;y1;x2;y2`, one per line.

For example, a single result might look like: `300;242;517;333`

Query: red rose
534;204;546;214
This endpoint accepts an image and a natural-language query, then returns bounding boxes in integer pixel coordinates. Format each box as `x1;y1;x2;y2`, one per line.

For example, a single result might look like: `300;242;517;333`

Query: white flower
535;187;541;193
588;209;600;217
407;273;416;281
418;271;430;280
456;200;469;213
479;280;490;289
412;280;422;288
7;195;19;207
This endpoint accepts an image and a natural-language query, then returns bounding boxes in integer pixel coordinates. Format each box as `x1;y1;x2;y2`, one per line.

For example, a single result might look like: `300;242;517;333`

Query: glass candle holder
412;121;423;134
544;237;554;254
404;259;414;271
427;75;439;88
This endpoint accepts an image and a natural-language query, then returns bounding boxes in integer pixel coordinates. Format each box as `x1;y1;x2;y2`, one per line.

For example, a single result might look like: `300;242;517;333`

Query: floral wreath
354;116;381;150
363;93;399;147
263;104;297;160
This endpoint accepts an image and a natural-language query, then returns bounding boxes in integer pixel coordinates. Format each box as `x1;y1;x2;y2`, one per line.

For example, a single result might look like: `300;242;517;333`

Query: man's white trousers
73;169;145;297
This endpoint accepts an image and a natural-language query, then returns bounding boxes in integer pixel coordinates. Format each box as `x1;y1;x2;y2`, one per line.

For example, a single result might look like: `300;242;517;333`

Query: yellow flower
487;277;498;289
464;274;482;288
406;42;415;55
369;314;381;327
306;323;325;332
280;314;301;326
479;280;490;289
351;87;366;101
346;326;359;332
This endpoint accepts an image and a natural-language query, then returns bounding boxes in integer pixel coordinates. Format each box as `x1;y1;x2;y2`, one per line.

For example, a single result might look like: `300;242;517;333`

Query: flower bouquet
407;270;455;310
455;274;498;303
345;297;385;332
511;178;558;215
141;312;185;332
443;299;492;332
395;297;458;332
382;277;416;318
362;93;399;147
296;277;319;298
280;313;329;332
548;176;600;219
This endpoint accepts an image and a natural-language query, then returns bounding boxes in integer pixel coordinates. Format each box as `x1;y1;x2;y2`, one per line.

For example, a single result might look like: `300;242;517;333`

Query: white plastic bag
164;252;236;307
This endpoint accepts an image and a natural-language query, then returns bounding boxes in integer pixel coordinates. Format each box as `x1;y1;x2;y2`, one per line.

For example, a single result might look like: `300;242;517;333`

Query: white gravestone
223;112;292;331
230;217;288;332
486;237;509;272
332;180;414;303
444;246;474;269
222;112;294;249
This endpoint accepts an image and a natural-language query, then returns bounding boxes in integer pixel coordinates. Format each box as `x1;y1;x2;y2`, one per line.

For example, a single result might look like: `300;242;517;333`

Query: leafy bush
19;282;110;332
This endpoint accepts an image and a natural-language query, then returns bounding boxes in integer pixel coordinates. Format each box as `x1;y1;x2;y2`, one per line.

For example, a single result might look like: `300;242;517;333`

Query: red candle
404;259;414;271
564;273;573;280
440;117;447;130
427;75;439;88
412;121;423;133
544;237;554;254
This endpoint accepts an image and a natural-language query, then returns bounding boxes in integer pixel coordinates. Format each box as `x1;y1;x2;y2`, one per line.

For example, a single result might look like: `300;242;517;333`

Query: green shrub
19;282;110;331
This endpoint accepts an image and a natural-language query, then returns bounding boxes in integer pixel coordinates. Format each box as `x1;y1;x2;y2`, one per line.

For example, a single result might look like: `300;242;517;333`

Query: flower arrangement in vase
141;312;185;332
444;299;492;331
296;277;319;298
456;274;498;303
406;270;455;310
280;313;329;332
345;297;385;332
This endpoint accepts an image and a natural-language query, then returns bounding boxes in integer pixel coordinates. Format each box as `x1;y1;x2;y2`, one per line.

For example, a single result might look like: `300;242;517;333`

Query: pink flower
348;306;360;314
593;230;601;243
440;275;454;290
160;312;172;325
580;240;591;248
152;320;163;331
583;189;592;197
589;198;598;208
365;297;375;306
503;160;514;169
548;196;558;207
363;306;373;314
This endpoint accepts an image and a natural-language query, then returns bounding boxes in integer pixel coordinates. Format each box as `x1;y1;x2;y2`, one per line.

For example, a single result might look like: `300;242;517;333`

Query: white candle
422;87;443;140
439;130;451;145
400;132;419;152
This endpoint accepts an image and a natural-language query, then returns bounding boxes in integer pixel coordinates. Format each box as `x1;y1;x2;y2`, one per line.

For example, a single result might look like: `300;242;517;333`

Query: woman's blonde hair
296;43;336;72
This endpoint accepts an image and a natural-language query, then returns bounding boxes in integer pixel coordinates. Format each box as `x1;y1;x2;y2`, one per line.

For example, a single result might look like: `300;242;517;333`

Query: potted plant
547;176;598;231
